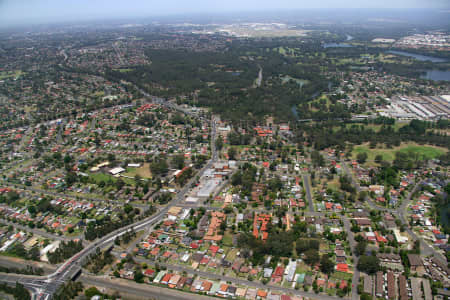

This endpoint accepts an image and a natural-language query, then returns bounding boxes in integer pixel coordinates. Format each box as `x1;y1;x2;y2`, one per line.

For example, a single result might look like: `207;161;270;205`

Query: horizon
1;0;450;28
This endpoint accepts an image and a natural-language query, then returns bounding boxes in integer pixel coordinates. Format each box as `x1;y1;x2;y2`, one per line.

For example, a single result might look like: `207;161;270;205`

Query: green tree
357;152;368;164
304;249;320;266
320;255;335;274
357;255;380;274
215;137;224;151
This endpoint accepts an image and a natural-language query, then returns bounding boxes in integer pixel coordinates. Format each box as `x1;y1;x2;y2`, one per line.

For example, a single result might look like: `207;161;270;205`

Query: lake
421;70;450;81
387;50;448;63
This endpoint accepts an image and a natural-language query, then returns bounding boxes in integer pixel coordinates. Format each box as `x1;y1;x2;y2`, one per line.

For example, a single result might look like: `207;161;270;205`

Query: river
323;34;354;48
421;70;450;81
387;50;448;63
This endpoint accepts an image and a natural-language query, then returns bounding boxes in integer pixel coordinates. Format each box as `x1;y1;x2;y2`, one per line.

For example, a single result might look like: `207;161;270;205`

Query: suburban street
302;174;314;212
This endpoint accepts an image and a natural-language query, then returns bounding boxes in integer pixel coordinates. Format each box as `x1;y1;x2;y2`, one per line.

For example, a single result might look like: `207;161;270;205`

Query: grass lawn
325;176;340;190
226;248;238;261
352;142;446;163
295;262;310;273
331;271;353;281
333;122;408;133
90;172;117;183
124;163;152;179
222;232;233;247
0;70;23;80
115;68;134;73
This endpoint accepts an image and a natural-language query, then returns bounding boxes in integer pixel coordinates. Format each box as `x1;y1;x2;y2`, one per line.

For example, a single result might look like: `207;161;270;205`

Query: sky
1;0;449;27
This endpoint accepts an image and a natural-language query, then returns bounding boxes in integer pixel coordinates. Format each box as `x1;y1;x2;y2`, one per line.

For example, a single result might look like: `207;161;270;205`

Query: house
355;218;371;227
168;274;181;288
408;254;425;274
387;271;396;299
375;271;384;298
284;260;296;282
144;269;155;277
336;263;349;273
257;290;268;298
263;268;273;278
399;275;408;300
363;273;373;295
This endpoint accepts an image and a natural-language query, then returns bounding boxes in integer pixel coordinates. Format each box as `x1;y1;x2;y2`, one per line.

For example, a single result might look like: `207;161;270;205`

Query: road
255;66;263;87
303;174;314;212
342;217;359;300
79;274;216;300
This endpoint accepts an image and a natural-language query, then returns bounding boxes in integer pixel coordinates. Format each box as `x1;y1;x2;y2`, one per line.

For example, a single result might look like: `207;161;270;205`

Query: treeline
296;120;449;150
4;243;41;261
85;215;134;241
84;247;114;274
0;282;30;300
237;217;312;266
0;265;43;276
53;281;83;300
47;240;83;264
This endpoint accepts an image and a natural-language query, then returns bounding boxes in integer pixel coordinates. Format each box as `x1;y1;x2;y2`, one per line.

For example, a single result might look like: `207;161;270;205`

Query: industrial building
380;95;450;120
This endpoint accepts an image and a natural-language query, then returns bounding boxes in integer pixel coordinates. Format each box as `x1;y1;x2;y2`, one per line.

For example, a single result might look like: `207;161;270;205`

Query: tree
355;241;367;256
171;154;185;169
150;156;169;176
124;204;133;215
357;255;380;274
320;255;335;274
304;249;320;266
228;147;237;160
215;137;224;151
65;172;78;186
357;152;368;164
374;154;383;164
85;287;101;298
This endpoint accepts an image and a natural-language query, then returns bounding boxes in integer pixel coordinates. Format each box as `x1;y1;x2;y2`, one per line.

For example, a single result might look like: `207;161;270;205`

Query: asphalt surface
80;274;216;300
302;174;315;212
342;217;360;300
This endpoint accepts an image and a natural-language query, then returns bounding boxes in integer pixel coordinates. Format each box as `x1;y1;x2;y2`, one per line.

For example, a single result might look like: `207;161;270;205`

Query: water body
281;75;309;88
323;43;353;48
291;105;299;119
322;34;353;48
387;50;448;63
421;70;450;81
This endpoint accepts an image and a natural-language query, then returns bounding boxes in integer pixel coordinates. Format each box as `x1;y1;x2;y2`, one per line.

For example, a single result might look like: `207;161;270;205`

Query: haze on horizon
1;0;449;28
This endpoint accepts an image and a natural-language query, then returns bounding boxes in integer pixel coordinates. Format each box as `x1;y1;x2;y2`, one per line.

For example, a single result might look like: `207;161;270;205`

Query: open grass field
333;122;408;133
352;142;447;163
124;163;152;179
0;70;23;80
